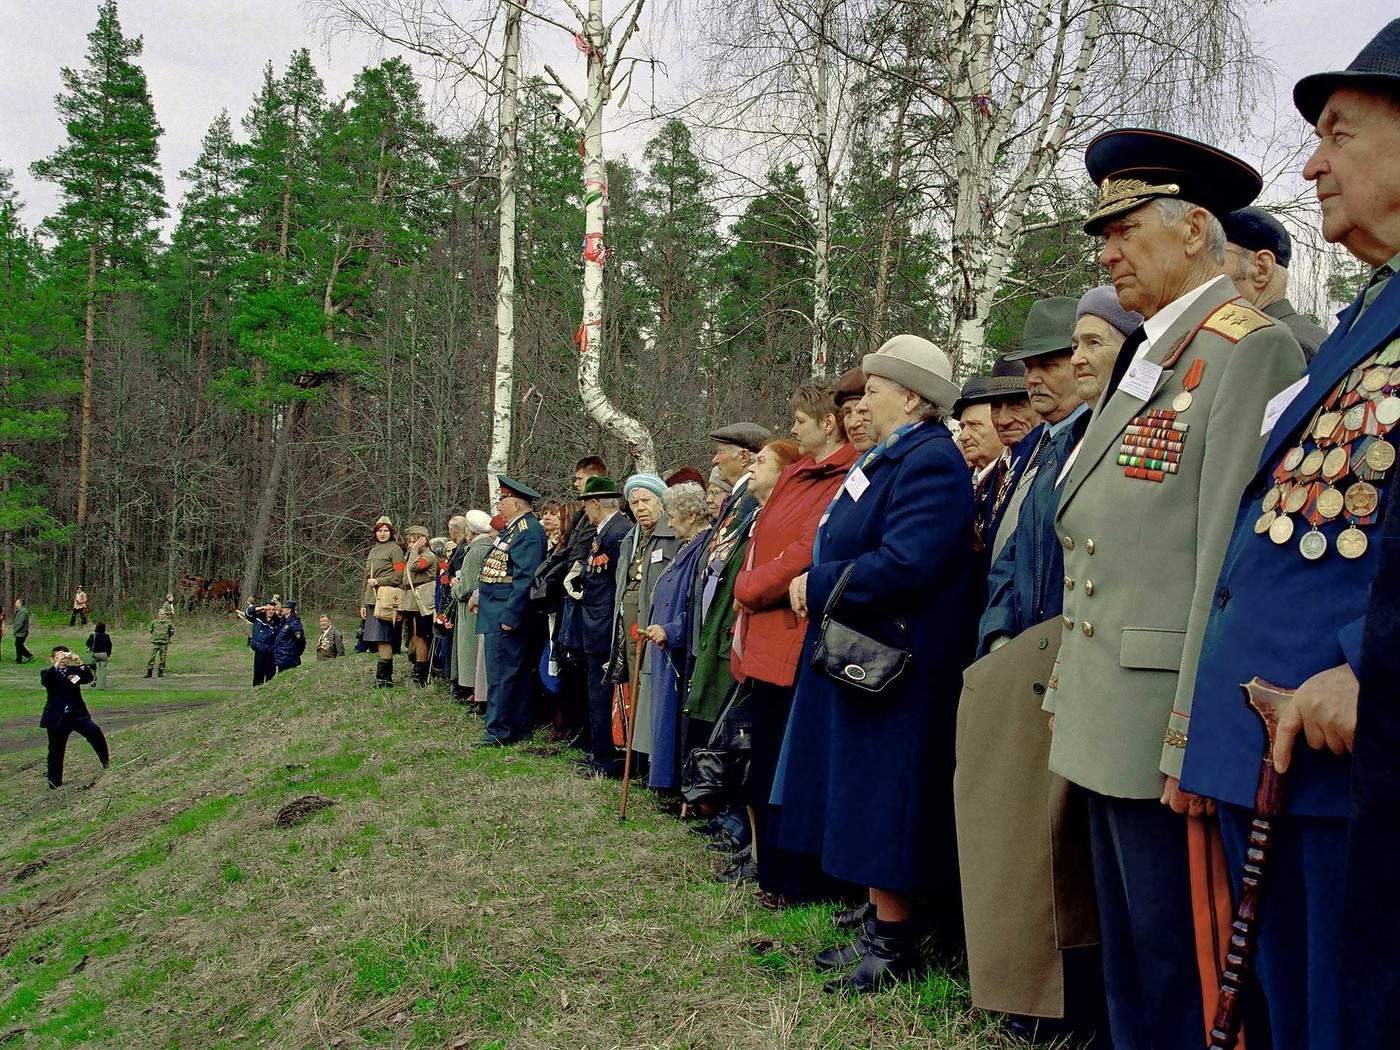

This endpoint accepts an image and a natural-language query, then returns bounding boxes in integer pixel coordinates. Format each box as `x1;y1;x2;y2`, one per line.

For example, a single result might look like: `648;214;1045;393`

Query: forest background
0;0;1374;613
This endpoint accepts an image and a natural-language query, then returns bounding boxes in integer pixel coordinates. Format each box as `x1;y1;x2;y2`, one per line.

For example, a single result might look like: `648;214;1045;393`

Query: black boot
411;661;429;687
374;659;394;688
834;900;873;931
823;918;920;994
814;916;873;972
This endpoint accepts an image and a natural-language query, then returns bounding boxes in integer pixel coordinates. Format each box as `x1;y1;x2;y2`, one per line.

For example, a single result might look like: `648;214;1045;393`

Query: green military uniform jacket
149;619;174;646
1045;276;1306;799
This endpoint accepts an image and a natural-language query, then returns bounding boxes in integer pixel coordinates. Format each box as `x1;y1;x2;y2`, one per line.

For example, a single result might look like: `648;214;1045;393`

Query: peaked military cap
709;422;772;453
1082;129;1262;235
1003;297;1078;362
1221;207;1293;267
497;474;542;502
579;475;623;500
1295;18;1400;126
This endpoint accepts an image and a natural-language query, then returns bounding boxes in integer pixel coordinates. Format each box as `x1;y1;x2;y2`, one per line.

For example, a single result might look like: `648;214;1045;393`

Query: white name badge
1261;375;1310;436
844;467;871;502
650;547;664;563
1120;359;1163;402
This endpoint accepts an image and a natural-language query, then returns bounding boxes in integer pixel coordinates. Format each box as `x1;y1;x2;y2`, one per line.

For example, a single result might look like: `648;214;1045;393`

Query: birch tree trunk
810;21;831;376
575;0;657;473
486;1;522;495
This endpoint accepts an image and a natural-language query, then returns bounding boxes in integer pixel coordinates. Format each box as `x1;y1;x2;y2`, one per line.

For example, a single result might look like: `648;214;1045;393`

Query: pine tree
0;170;79;601
171;111;243;429
714;164;815;394
29;0;165;577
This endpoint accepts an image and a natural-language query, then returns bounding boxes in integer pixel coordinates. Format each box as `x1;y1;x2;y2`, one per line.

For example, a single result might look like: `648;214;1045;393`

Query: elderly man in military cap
1222;206;1330;360
476;474;548;745
576;474;631;775
1172;20;1400;1049
1042;129;1306;1049
834;368;873;453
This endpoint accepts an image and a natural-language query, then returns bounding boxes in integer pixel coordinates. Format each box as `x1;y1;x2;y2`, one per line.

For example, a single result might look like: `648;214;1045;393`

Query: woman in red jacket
733;380;855;906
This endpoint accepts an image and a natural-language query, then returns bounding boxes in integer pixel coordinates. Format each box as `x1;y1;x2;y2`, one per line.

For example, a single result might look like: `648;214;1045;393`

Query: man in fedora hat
1221;206;1330;361
577;474;631;775
955;356;1042;570
1043;129;1306;1048
992;302;1091;562
1172;20;1400;1047
477;475;548;745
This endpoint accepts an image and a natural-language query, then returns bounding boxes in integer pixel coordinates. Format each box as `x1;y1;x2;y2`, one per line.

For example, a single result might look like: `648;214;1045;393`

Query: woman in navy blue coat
778;335;976;993
641;483;713;792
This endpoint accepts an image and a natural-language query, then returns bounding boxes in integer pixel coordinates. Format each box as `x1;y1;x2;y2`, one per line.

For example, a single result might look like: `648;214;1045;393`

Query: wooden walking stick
1208;677;1294;1050
619;631;647;821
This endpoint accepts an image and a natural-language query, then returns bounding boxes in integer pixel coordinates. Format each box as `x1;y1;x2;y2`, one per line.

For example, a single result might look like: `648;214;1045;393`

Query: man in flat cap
682;422;772;782
1043;129;1306;1049
1175;20;1400;1048
575;475;631;775
1222;206;1330;360
476;475;548;745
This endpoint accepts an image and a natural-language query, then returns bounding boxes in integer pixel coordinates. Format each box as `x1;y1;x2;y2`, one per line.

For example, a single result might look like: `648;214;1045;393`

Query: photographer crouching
40;645;109;789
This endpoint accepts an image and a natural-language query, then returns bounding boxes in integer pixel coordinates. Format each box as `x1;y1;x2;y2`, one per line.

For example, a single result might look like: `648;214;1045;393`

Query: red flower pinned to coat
393;561;406;572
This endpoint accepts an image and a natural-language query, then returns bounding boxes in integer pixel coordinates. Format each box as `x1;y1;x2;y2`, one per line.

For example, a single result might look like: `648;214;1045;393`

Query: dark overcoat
642;528;710;790
773;422;976;895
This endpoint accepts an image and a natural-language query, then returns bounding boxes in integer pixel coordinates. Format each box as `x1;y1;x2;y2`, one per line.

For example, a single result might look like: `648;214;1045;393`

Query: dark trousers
745;680;826;901
1219;803;1346;1050
1085;792;1203;1050
69;609;88;626
553;645;590;743
585;650;616;765
484;628;532;744
15;636;31;663
252;650;277;686
47;715;108;787
1344;731;1400;1048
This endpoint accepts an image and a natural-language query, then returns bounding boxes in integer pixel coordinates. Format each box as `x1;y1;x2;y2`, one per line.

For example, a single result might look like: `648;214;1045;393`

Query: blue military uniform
477;476;548;745
1181;262;1400;1049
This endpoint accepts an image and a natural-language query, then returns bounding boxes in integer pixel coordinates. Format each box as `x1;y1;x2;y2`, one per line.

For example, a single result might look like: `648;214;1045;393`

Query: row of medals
1253;347;1400;561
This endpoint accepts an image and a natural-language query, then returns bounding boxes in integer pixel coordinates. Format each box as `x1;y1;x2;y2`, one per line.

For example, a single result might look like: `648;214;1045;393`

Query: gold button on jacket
1045;276;1306;798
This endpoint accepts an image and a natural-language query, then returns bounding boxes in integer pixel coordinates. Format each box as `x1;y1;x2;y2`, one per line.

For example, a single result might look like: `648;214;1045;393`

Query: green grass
0;629;1026;1049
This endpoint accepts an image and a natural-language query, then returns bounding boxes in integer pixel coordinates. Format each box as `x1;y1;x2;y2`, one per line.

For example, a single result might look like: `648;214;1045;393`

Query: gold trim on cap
1098;177;1181;209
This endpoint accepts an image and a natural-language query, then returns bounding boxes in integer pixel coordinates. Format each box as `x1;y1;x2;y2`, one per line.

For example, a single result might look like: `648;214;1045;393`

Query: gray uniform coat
450;534;493;688
609;516;678;756
1046;277;1306;798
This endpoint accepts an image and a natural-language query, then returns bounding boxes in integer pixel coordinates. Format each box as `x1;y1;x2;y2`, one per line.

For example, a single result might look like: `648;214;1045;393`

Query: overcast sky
0;0;1393;233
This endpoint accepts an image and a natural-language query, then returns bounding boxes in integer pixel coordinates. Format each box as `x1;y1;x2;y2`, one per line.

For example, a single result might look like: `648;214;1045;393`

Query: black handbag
681;682;753;804
809;564;911;695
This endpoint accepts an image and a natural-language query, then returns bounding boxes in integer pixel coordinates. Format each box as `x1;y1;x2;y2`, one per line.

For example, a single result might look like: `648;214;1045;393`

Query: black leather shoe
717;858;757;884
814;917;873;972
834;900;873;931
823;919;920;994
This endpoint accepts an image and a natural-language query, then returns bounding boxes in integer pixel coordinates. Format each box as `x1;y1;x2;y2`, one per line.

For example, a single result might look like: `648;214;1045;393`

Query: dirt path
0;697;224;755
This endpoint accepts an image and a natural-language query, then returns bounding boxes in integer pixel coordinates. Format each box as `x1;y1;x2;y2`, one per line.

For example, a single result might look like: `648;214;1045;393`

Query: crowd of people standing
340;22;1400;1050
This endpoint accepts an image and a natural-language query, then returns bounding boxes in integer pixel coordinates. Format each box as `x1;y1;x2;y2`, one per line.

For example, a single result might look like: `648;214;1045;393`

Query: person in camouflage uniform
145;609;174;678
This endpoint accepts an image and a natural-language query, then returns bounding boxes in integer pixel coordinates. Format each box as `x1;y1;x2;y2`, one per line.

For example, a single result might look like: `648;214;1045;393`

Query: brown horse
205;579;241;611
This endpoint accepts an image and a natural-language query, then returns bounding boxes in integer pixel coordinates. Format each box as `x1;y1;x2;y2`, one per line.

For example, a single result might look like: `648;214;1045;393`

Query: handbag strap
816;562;908;641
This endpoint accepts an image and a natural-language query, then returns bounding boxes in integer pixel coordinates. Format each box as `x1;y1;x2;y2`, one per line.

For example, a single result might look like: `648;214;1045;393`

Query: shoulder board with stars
1201;301;1274;343
516;519;528;533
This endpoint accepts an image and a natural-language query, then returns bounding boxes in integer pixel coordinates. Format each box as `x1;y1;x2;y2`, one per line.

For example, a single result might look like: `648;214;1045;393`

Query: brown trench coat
953;617;1099;1018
